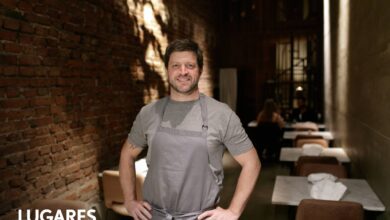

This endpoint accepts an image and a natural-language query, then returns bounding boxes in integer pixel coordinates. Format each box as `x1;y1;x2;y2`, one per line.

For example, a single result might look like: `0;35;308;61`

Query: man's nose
179;65;189;74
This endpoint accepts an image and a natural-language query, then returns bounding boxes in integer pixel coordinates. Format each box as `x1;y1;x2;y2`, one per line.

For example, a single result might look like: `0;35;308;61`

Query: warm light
296;86;303;91
336;0;350;114
126;0;170;103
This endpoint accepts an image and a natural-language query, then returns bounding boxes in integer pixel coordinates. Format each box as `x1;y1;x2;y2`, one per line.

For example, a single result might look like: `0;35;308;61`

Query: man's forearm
119;145;137;202
228;151;261;216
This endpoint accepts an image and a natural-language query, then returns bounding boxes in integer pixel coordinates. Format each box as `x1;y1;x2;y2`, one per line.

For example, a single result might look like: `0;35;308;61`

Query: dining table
271;175;385;212
283;131;334;141
279;147;350;163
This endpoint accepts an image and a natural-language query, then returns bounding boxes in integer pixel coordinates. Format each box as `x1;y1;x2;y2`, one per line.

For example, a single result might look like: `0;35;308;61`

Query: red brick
39;145;51;155
0;55;17;65
31;97;51;106
54;96;67;105
9;177;23;187
23;89;37;97
0;0;17;7
24;150;39;161
54;179;65;189
19;56;41;65
3;18;20;31
18;1;33;12
0;99;29;109
40;164;52;173
35;26;50;36
3;42;22;53
19;66;35;76
3;66;18;76
29;136;55;148
0;159;6;169
6;153;24;165
20;22;34;33
29;117;53;127
51;144;64;153
26;169;40;180
0;30;16;42
35;107;51;116
6;87;20;98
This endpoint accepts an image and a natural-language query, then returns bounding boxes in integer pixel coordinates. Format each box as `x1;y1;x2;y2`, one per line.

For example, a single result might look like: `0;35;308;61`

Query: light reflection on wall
127;0;169;103
336;0;350;114
323;0;332;126
324;0;350;144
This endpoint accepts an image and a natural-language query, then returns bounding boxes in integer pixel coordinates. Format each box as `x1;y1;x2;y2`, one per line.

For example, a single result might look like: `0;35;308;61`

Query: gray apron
143;94;220;220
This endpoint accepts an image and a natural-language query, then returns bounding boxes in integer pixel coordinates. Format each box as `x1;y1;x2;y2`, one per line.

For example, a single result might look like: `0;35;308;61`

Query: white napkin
308;173;347;201
302;144;324;156
308;173;337;183
310;179;347;201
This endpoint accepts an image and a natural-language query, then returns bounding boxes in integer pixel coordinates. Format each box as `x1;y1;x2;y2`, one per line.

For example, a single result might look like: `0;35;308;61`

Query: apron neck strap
160;94;208;130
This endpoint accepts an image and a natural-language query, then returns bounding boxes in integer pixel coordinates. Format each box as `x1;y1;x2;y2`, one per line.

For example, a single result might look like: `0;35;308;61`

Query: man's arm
119;140;152;220
198;148;261;220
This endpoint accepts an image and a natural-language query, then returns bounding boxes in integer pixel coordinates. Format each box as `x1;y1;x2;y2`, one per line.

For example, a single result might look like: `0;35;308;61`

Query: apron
143;94;220;220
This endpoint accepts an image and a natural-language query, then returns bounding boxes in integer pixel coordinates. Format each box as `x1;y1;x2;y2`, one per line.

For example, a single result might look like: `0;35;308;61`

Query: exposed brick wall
0;0;219;218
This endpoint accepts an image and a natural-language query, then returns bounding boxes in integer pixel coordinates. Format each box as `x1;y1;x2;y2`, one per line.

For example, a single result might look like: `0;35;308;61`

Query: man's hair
163;39;203;70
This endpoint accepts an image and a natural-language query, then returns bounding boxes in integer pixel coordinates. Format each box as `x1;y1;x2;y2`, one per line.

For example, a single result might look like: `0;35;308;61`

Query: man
119;39;260;220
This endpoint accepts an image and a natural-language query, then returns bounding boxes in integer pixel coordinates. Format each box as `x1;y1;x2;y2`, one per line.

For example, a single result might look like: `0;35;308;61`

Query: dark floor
219;153;292;220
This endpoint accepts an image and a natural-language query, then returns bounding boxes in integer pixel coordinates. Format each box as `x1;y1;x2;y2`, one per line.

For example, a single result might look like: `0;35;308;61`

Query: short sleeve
222;112;253;156
127;109;147;149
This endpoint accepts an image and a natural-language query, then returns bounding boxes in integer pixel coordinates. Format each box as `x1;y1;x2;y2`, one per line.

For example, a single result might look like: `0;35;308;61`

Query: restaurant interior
1;0;389;219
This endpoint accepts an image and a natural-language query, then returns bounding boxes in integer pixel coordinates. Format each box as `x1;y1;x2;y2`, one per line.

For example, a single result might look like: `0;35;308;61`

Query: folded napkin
308;173;337;183
302;144;324;156
308;173;347;201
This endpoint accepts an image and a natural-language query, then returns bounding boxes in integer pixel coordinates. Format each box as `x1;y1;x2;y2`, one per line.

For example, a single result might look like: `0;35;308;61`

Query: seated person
256;99;284;161
291;97;317;122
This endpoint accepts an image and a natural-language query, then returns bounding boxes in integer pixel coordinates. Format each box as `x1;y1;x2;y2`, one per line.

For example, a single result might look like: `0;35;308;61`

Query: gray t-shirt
128;95;253;182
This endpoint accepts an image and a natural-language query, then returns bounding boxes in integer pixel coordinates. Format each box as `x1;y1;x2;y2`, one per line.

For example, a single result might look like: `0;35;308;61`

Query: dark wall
324;0;390;219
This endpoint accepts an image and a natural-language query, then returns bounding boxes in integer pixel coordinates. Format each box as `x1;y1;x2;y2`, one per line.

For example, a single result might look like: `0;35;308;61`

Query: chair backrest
293;122;319;131
294;156;339;175
102;170;125;208
294;135;324;147
296;138;328;148
256;122;282;146
297;163;348;178
296;199;364;220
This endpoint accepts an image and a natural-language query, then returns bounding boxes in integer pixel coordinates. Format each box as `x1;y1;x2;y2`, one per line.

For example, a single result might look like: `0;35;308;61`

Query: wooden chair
296;138;329;148
102;170;136;217
297;163;348;178
294;156;339;175
294;135;324;147
296;199;364;220
293;122;319;131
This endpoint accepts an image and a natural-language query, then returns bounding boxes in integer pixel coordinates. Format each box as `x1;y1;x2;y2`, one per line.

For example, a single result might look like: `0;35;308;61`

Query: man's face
167;51;201;95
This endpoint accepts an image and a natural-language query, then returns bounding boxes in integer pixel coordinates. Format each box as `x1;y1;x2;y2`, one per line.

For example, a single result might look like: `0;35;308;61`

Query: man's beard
169;77;200;95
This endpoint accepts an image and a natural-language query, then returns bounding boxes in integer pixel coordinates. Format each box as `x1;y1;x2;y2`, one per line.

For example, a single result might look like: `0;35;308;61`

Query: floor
102;153;293;220
219;153;292;220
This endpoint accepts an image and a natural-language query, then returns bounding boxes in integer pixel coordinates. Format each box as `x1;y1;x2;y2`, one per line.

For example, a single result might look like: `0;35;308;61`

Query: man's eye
186;64;195;69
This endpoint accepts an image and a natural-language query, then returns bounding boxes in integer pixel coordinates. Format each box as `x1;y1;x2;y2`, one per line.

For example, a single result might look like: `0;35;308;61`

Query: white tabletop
284;122;326;129
279;148;350;163
283;131;334;140
271;176;385;211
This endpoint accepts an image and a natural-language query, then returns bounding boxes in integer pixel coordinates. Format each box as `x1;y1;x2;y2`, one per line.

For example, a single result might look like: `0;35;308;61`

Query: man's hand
198;207;239;220
125;200;152;220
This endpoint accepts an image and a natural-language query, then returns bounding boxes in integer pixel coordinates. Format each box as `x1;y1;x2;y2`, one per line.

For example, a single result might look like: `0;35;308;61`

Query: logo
18;209;96;220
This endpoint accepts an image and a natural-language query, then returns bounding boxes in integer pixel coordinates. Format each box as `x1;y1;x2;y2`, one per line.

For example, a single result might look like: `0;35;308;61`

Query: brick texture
0;0;218;217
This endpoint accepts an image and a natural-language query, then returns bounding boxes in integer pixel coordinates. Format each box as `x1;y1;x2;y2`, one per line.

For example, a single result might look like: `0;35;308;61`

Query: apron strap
199;94;208;131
